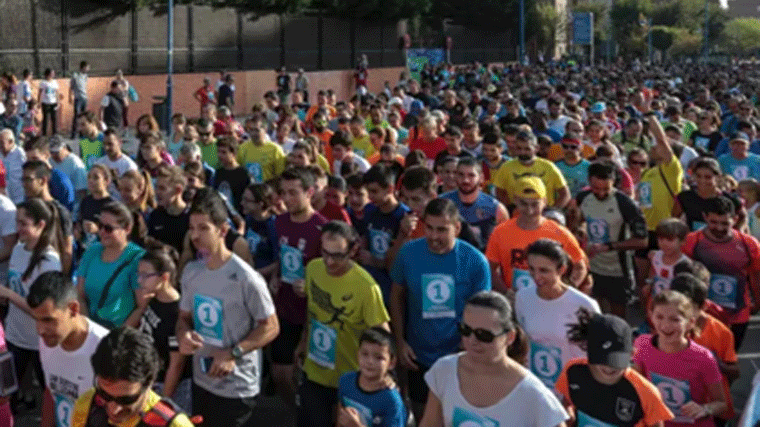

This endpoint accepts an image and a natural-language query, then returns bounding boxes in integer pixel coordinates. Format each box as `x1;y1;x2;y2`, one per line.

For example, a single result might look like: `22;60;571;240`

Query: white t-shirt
515;286;600;390
2;145;27;204
333;154;370;177
679;144;699;171
5;244;62;349
425;353;568;427
40;318;108;427
0;194;16;285
94;154;138;178
39;80;60;105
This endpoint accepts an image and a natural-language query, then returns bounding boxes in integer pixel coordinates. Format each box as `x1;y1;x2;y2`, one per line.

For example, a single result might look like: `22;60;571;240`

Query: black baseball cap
587;313;633;369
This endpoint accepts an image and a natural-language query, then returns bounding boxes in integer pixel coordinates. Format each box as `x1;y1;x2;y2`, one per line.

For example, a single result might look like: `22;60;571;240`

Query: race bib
530;341;562;387
246;162;264;183
193;294;224;346
511;268;535;291
650;372;693;423
637;182;652;209
85;155;98;169
7;270;22;297
342;396;374;427
354;149;366;159
307;319;337;369
54;393;74;427
652;277;669;295
280;244;304;284
731;165;750;180
451;407;499;427
586;217;610;244
245;229;262;254
576;410;617;427
691;220;706;231
369;228;391;260
708;273;738;309
422;274;455;319
695;136;709;150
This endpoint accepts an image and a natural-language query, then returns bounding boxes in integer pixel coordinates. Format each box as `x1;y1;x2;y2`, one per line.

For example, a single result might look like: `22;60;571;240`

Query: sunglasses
321;248;351;260
629;160;647;166
94;386;144;406
458;322;507;343
561;144;580;150
98;223;120;234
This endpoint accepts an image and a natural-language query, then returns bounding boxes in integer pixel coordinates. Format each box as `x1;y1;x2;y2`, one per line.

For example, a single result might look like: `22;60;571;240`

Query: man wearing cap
486;176;588;294
589;101;621;135
718;132;760;182
556;312;673;426
493;130;570;209
390;198;490;421
49;136;88;204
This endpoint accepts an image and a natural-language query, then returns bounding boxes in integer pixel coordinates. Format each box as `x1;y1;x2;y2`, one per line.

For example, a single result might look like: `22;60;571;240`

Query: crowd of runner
0;57;757;426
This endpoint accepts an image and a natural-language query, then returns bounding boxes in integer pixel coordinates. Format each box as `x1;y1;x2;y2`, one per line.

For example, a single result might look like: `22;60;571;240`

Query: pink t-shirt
633;334;722;427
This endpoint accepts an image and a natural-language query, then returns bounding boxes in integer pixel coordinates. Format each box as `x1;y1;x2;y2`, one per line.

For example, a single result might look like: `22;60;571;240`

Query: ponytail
566;307;595;352
18;199;63;282
140;169;157;210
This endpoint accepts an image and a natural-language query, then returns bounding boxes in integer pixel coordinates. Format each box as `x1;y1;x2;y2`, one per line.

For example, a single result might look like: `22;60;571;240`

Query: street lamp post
702;0;709;61
519;0;525;64
166;0;174;132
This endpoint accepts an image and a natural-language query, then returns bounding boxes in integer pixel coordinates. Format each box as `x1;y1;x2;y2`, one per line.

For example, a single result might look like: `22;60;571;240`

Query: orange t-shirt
546;143;595;162
485;217;587;289
367;153;405;166
692;314;737;420
556;358;673;427
305;104;337;124
312;129;335;170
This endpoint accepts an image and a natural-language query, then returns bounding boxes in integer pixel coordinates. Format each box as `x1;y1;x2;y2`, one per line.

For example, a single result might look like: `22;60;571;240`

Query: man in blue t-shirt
24;136;75;213
718;133;760;182
389;198;490;421
555;134;591;197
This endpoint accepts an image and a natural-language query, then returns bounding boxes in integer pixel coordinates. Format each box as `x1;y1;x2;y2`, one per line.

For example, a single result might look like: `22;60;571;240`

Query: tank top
650;251;690;295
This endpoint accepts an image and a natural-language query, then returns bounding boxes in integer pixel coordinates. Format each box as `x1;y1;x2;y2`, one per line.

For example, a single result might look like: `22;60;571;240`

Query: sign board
406;48;445;81
573;12;594;45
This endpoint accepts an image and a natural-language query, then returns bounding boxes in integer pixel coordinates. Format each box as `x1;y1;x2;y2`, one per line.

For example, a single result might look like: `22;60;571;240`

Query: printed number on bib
307;319;337;369
732;165;749;180
451;407;499;427
193;294;224;347
512;268;535;291
530;341;562;387
650;372;693;423
54;394;74;427
708;273;738;310
280;245;304;284
369;229;391;260
342;397;374;427
576;410;617;427
652;277;669;295
422;274;455;319
586;218;610;244
7;271;22;297
638;182;653;208
246;162;264;183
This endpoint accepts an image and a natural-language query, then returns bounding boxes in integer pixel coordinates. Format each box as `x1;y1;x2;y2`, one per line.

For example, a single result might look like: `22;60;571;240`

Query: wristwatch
231;345;244;359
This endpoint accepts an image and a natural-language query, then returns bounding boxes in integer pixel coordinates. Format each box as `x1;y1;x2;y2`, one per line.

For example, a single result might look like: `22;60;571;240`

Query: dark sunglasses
561;144;580;150
98;223;119;234
458;322;506;343
94;386;144;406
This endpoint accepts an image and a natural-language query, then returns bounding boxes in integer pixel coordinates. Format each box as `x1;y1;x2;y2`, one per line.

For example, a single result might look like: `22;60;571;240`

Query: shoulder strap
138;398;181;427
96;251;140;311
657;165;675;199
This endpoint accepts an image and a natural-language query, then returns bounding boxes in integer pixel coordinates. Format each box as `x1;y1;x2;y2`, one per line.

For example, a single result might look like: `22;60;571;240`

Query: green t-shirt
79;133;104;169
198;140;219;169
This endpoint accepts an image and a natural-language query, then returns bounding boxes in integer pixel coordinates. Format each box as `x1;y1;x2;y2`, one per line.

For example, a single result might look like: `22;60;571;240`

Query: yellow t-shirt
493;158;568;206
302;260;390;389
637;155;683;230
351;134;375;159
72;388;194;427
236;140;286;183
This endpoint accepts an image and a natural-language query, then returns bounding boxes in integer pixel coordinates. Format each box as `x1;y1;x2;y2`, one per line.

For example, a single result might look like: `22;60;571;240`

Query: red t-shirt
409;136;446;160
318;201;352;225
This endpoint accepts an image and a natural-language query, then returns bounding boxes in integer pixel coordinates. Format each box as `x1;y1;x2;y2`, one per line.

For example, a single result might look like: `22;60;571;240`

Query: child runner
646;218;690;298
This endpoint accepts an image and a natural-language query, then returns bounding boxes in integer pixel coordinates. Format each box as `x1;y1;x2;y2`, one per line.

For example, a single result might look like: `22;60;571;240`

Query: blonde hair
119;169;156;212
651;290;695;321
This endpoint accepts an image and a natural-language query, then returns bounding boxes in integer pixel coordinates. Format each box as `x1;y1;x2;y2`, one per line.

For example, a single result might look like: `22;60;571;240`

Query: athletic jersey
692;314;737;420
676;190;742;232
485;218;587;290
72;388;193;427
682;230;760;324
362;203;410;305
638;156;683;230
338;372;406;427
556;359;673;427
494;158;567;206
236;140;286;183
718;153;760;181
79;133;104;170
440;190;498;249
302;260;389;388
649;251;690;295
555;159;590;197
576;189;647;278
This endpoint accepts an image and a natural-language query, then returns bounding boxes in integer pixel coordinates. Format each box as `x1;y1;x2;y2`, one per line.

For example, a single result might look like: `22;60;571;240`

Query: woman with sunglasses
0;198;64;412
77;201;146;329
515;239;600;392
419;291;569;427
688;111;722;155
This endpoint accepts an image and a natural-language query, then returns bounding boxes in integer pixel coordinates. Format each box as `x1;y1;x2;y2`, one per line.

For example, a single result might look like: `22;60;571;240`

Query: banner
573;12;594;46
406;48;445;81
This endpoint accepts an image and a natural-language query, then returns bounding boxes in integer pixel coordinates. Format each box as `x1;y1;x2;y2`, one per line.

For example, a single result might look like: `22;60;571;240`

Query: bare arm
553;186;571;209
495;202;510;224
233;237;254;267
0;234;17;263
61;235;73;277
489;261;507;294
41;388;54;427
77;276;90;317
418;391;444;427
236;313;280;353
162;351;188;398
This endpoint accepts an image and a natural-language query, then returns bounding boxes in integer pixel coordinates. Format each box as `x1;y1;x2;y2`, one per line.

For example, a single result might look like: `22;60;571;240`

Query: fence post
279;14;285;68
187;5;194;72
130;3;138;74
60;0;69;75
350;18;356;68
237;11;243;70
317;8;323;70
31;0;40;77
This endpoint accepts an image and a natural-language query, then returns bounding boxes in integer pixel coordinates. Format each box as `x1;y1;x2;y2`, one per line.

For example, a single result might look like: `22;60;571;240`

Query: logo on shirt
310;279;353;331
342;294;353;302
569;383;580;390
615;397;635;422
602;341;612;349
228;272;238;282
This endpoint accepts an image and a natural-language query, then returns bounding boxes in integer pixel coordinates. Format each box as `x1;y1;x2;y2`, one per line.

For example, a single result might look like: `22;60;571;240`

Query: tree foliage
650;26;675;53
719;18;760;54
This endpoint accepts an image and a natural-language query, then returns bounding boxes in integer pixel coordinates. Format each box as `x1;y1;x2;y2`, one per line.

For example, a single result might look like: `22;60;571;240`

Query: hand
268;274;281;296
358;249;374;265
208;348;236;378
680;401;709;419
337;406;365;427
569;262;585;286
585;243;607;258
178;330;204;355
135;287;156;309
293;342;306;368
399;212;419;237
399;340;419;370
292;279;306;297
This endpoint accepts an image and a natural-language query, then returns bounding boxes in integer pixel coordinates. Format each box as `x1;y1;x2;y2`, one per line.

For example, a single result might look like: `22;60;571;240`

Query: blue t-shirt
78;242;145;328
362;202;411;306
718;153;760;181
555;159;590;197
338;372;406;427
390;238;491;367
440;191;498;250
714;138;760;157
50;168;75;213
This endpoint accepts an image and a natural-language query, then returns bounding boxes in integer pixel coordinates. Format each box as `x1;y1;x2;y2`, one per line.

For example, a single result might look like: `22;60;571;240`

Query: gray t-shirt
180;253;275;398
70;72;88;100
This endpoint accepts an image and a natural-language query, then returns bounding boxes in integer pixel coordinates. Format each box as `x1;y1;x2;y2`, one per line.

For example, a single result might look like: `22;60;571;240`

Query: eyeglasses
137;272;160;281
94;386;145;407
98;223;120;234
321;249;351;261
458;322;507;343
561;144;580;150
629;160;647;166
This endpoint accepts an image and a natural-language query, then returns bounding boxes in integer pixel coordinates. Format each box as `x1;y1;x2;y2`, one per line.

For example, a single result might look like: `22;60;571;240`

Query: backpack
137;397;202;427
